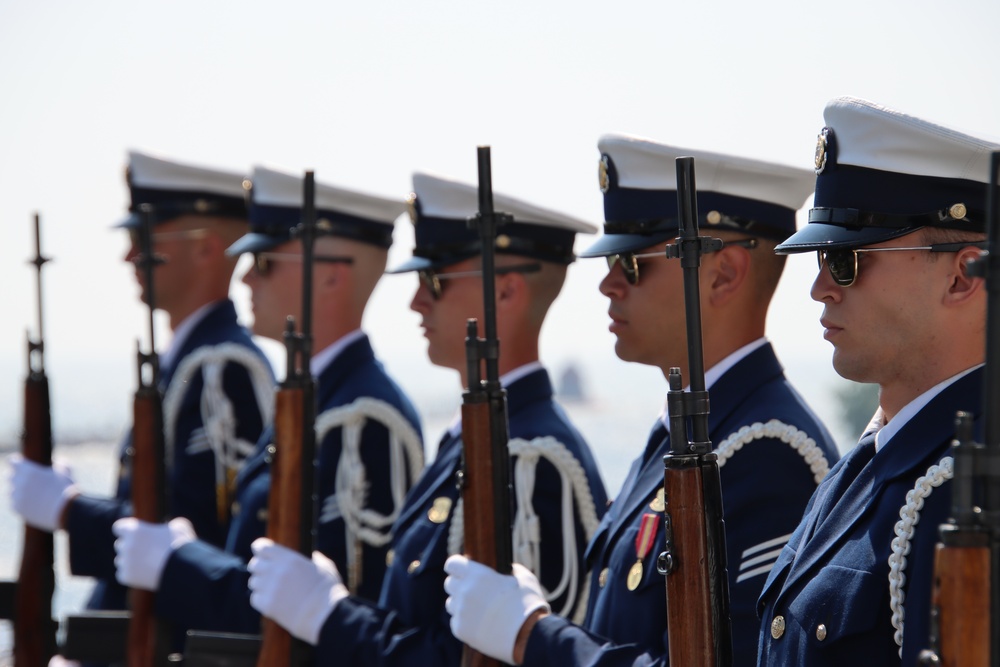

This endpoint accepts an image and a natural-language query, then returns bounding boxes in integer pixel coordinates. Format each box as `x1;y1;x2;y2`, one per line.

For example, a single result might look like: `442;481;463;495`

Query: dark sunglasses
417;262;542;300
252;251;354;277
817;242;987;287
606;238;758;286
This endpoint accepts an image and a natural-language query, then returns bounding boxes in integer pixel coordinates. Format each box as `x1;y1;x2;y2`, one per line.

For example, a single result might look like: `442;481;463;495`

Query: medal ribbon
635;512;660;562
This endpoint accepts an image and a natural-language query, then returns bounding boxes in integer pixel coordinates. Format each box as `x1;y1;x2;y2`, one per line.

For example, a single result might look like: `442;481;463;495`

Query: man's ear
316;261;348;292
706;245;751;307
495;271;526;310
946;246;987;304
194;230;224;262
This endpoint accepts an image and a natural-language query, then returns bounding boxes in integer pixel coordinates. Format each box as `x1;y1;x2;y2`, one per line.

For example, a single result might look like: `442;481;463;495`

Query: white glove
48;656;81;667
113;517;196;591
443;555;550;664
8;453;78;532
248;538;348;645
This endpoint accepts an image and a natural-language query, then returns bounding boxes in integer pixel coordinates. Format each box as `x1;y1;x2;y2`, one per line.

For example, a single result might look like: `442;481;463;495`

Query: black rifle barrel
299;170;318;555
987;150;1000;667
476;147;501;387
136;204;166;517
673;157;711;449
30;212;50;373
475;145;513;575
985;151;1000;505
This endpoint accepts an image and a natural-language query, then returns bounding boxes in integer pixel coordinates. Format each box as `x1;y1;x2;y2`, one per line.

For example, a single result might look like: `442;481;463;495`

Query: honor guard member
756;97;998;666
9;151;274;619
111;165;425;638
444;135;841;666
246;171;609;666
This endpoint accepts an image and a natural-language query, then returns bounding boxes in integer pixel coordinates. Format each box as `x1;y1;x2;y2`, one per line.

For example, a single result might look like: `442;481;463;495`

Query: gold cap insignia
814;127;830;175
706;211;722;226
316;218;333;232
406;192;419;224
194;198;212;213
598;155;610;194
496;234;511;249
949;203;968;220
242;178;253;193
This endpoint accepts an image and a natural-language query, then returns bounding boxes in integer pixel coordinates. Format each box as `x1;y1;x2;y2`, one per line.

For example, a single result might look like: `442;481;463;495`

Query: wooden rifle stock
919;151;1000;667
13;212;57;665
461;395;500;574
459;146;514;667
128;382;170;666
924;542;990;666
919;413;991;667
256;378;307;667
659;157;732;667
255;171;319;667
126;204;173;666
663;445;717;664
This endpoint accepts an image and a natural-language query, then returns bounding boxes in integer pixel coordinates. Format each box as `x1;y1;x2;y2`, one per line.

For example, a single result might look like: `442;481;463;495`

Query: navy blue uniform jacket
152;333;422;634
524;343;839;667
315;367;608;666
756;367;982;666
65;299;272;612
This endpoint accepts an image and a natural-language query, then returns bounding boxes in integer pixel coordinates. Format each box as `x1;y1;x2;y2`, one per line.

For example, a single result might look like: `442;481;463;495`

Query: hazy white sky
1;0;998;458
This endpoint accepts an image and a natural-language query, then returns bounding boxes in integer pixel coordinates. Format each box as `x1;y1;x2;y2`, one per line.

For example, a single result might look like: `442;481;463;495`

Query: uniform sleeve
65;493;130;580
524;614;667;667
316;595;462;667
154;538;260;634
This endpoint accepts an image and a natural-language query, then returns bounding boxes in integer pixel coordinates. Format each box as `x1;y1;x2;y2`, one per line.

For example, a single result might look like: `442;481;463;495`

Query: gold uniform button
816;624;827;641
408;560;421;574
770;615;786;639
427;497;452;524
386;549;395;567
598;567;609;588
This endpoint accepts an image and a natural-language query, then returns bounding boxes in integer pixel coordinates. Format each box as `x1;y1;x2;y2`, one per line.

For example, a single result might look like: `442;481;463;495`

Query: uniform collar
310;329;366;377
875;363;984;453
654;337;770;429
446;362;549;438
160;300;224;371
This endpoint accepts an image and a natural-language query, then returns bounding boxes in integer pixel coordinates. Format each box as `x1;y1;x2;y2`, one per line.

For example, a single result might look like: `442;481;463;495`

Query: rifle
917;150;1000;667
255;171;319;667
458;146;515;667
656;157;733;667
11;213;59;665
127;203;175;666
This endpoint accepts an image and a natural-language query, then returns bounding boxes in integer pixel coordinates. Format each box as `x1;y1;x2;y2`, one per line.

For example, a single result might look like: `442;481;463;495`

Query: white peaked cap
412;172;596;234
822;96;1000;183
252;165;406;224
128;150;248;199
598;133;815;212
